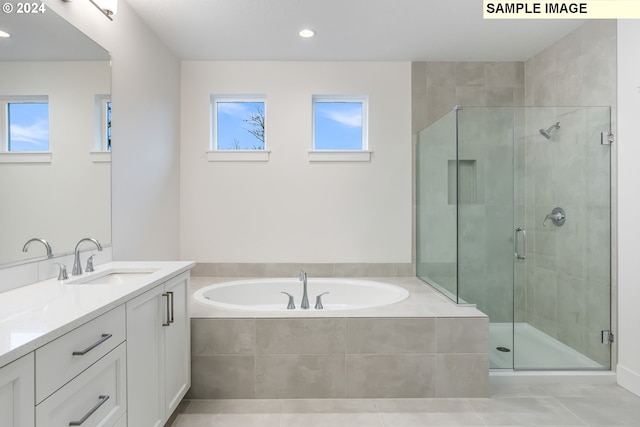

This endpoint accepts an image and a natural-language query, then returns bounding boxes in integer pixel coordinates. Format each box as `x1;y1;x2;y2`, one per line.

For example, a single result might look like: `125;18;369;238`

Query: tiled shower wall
412;62;525;322
412;61;525;133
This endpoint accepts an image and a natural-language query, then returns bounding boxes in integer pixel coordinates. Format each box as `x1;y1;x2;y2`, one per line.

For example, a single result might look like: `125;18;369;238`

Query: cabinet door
0;353;34;427
164;272;190;416
126;285;165;427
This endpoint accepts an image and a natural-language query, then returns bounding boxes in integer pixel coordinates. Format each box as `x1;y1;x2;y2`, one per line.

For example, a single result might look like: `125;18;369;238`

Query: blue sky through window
8;103;49;151
216;101;265;150
314;101;363;150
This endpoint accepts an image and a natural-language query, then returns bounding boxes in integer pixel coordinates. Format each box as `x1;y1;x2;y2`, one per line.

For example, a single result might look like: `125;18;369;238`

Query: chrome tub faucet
299;268;310;309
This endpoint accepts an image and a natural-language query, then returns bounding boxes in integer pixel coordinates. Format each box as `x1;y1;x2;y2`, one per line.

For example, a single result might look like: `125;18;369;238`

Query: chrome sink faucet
22;237;53;259
72;237;103;276
299;268;310;309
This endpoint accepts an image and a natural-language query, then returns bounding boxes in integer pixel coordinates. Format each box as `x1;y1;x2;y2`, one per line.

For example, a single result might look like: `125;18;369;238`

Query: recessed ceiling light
299;29;315;38
0;30;10;38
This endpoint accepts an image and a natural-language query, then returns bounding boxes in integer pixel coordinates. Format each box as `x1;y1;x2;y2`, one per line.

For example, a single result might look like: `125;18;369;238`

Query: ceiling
126;0;586;62
0;9;109;61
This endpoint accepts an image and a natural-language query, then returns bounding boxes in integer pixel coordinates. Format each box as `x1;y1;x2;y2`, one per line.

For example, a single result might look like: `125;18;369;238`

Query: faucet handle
85;254;96;272
55;263;68;281
281;292;296;309
314;292;330;310
542;207;566;227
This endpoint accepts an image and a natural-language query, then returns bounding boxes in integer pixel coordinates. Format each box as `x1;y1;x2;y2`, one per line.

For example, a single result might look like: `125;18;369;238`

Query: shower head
539;122;561;139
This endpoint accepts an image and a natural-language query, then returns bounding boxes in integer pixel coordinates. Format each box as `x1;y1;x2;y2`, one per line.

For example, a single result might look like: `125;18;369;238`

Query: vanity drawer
36;343;126;427
35;305;125;403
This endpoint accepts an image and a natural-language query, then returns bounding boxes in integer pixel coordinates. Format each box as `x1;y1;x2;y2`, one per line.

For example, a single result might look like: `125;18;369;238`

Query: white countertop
0;260;194;368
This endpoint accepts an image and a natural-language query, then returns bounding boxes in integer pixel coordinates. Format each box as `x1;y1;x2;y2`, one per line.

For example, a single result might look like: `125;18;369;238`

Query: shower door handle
514;227;526;260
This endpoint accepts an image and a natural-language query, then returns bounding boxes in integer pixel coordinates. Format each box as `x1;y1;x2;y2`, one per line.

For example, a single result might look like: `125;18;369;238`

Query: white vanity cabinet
0;262;194;427
34;306;127;427
126;272;190;427
0;353;35;427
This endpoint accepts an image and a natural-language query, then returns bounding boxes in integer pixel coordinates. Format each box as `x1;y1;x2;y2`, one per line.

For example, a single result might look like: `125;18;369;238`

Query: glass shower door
513;106;611;370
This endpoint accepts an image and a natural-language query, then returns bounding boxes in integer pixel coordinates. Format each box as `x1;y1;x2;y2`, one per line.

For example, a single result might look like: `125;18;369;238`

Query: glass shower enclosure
416;106;611;370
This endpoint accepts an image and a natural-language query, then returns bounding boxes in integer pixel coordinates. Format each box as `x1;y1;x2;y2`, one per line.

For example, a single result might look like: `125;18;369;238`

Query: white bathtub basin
193;278;410;311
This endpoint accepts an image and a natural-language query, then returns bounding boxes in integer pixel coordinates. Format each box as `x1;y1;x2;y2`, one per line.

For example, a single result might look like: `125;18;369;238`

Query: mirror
0;9;111;266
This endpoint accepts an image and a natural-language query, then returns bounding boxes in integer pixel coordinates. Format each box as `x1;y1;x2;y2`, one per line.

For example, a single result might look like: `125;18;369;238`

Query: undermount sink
67;268;159;285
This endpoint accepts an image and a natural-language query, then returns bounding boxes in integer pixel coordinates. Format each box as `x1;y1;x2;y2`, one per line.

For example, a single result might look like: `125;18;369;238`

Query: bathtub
188;276;490;399
193;277;409;311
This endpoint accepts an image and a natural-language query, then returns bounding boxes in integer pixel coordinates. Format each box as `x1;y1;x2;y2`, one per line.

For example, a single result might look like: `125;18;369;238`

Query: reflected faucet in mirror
22;238;53;259
72;238;103;276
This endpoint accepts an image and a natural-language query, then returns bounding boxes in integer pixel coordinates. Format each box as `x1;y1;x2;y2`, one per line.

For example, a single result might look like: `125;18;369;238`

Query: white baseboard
617;364;640;397
490;370;616;385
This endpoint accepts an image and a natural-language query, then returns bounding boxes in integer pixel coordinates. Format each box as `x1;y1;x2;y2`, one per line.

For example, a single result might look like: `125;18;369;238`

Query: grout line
550;395;591;426
253;318;258;399
372;399;387;427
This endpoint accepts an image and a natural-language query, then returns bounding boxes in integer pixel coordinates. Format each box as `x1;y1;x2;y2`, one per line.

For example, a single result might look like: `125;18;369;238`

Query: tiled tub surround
191;263;415;278
188;277;489;399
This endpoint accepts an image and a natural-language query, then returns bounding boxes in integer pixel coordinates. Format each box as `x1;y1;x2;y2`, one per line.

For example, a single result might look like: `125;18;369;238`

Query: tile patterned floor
167;383;640;427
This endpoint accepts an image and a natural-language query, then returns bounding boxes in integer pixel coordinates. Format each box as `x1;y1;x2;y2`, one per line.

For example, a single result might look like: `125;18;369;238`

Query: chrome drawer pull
162;293;171;326
72;334;113;356
167;291;174;323
69;394;110;425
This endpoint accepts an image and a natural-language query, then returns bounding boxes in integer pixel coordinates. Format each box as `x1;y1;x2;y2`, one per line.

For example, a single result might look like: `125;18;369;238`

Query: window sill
90;151;111;163
207;150;270;162
0;151;52;164
308;150;372;162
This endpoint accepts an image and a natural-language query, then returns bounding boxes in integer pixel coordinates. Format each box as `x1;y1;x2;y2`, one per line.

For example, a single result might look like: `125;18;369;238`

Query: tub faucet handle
314;292;329;310
281;292;296;310
55;263;68;281
85;254;96;272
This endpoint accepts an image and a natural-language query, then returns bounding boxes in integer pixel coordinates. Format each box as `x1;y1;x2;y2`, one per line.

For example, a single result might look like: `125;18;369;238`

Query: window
106;100;112;150
212;96;265;150
311;95;370;162
0;96;51;163
0;97;49;152
209;96;268;162
313;96;369;150
91;95;111;163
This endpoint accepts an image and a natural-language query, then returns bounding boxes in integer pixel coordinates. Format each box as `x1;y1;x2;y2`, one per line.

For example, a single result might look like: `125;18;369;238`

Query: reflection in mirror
0;8;111;266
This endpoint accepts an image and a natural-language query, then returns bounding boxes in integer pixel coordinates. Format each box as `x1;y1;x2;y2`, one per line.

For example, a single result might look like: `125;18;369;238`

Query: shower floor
490;322;603;370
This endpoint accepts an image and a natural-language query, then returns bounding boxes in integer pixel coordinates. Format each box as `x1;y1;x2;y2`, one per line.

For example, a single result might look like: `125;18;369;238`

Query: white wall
0;61;111;264
180;61;412;263
616;20;640;397
44;0;181;261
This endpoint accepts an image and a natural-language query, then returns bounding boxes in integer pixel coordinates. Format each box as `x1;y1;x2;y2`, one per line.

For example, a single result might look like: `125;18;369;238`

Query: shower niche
448;159;480;205
416;106;612;371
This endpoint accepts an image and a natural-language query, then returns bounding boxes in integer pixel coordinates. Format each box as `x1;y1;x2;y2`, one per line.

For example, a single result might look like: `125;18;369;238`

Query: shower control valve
543;207;566;227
